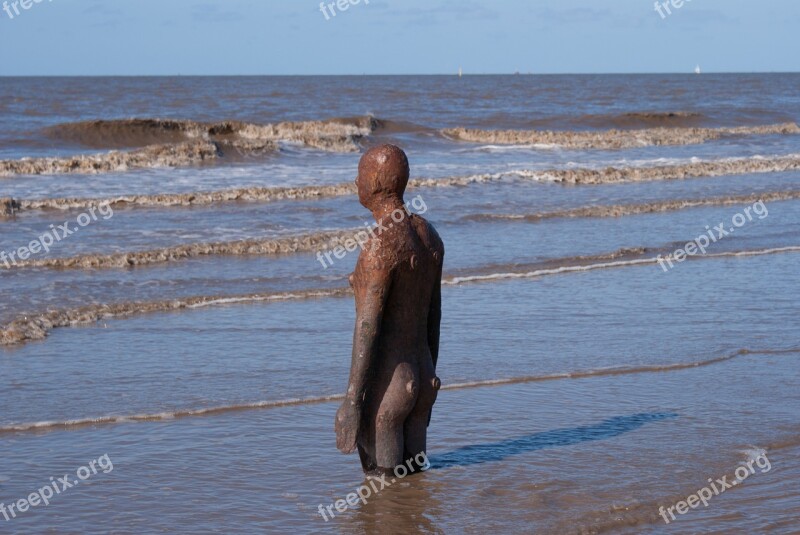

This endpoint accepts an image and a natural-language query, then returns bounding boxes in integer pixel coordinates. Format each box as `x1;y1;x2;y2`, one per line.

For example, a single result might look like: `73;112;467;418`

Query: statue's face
356;149;388;209
355;159;375;209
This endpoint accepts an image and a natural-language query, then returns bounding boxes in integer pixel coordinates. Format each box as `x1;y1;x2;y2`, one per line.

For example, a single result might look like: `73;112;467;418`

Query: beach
1;74;799;533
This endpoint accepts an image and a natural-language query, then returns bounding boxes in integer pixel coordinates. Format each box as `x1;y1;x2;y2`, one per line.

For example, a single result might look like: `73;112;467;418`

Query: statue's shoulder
411;215;444;261
357;230;393;272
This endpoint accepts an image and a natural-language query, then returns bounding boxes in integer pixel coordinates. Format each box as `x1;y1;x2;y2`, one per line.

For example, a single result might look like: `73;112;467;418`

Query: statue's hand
335;402;360;454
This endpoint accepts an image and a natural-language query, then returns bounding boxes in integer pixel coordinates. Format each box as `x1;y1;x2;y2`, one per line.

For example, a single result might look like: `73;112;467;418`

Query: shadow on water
432;412;678;469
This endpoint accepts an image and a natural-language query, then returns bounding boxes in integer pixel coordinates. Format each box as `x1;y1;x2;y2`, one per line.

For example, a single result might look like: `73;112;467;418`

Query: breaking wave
0;116;379;176
441;122;800;150
0;141;223;177
45;116;378;151
3;183;360;213
443;246;800;285
525;111;710;131
0;288;352;346
1;228;363;269
462;190;800;222
528;154;800;185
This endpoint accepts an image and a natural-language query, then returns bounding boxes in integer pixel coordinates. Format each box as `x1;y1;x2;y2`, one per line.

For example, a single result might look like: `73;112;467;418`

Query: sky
0;0;798;75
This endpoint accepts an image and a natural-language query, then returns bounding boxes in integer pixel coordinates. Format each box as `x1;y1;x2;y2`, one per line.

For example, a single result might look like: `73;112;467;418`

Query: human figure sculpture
335;144;444;476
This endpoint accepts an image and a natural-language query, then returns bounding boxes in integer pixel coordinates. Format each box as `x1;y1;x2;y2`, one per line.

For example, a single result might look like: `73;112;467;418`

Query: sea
0;74;798;534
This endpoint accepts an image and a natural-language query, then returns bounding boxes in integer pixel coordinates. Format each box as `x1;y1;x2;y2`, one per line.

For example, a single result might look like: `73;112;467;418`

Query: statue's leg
374;361;418;470
404;355;438;464
357;443;377;473
357;388;380;474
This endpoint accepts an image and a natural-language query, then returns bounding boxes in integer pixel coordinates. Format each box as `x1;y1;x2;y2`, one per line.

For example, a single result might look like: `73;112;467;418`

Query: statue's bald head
356;144;409;210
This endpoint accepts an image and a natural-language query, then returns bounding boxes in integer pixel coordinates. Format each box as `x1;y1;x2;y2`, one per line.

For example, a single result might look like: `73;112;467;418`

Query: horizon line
2;71;800;77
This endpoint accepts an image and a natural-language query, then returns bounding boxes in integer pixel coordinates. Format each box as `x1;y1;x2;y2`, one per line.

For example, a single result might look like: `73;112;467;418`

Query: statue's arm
348;267;391;406
427;272;442;371
426;238;444;428
335;259;391;454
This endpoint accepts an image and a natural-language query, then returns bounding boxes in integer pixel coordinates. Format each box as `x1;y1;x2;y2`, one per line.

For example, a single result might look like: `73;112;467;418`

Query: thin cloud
379;0;499;26
191;3;244;23
534;7;615;24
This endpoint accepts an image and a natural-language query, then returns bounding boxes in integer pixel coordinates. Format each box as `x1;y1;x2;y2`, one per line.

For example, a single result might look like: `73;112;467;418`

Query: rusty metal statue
335;144;444;476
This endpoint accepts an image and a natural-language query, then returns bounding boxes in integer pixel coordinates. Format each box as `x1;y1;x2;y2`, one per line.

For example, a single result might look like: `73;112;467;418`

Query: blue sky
0;0;798;75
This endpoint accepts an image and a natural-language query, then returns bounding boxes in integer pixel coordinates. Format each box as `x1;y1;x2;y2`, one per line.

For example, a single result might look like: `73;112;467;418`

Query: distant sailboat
695;65;701;74
458;66;463;78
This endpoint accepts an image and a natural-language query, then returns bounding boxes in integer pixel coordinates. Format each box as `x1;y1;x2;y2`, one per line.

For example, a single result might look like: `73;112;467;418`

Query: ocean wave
441;122;800;150
1;347;796;435
0;116;378;177
46;118;207;148
763;433;800;452
462;190;800;222
0;288;352;346
444;348;800;390
0;394;348;434
521;111;710;131
558;419;800;535
6;153;800;214
1;228;363;269
0;141;223;177
369;118;434;136
530;153;800;184
0;225;651;272
444;246;800;285
7;183;360;213
2;246;799;344
617;111;705;122
1;196;21;216
45;116;377;150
